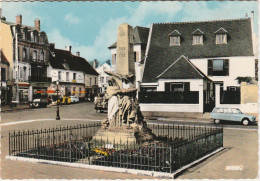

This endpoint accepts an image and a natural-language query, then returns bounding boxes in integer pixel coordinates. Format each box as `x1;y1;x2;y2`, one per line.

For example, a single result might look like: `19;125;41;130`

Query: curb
6;147;224;179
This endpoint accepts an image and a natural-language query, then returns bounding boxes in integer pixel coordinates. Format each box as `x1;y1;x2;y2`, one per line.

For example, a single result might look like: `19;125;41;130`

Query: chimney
49;43;55;50
65;45;72;52
16;14;22;26
34;18;40;31
251;11;254;20
1;16;6;21
76;51;80;56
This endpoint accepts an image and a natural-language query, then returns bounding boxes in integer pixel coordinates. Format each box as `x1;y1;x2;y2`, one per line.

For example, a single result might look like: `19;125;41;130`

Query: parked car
210;107;256;125
30;98;48;108
94;96;108;113
70;96;79;103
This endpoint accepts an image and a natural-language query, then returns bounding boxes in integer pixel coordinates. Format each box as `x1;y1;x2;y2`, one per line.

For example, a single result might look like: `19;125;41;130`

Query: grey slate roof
0;51;9;65
1;19;37;31
142;18;254;83
49;48;99;76
157;55;210;81
108;26;149;48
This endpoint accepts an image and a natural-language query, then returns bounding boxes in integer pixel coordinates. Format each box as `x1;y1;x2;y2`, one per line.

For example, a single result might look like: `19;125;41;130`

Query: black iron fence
139;91;199;104
9;122;223;173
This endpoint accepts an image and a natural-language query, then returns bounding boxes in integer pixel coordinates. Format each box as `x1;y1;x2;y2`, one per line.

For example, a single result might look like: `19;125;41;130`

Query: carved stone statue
94;71;155;144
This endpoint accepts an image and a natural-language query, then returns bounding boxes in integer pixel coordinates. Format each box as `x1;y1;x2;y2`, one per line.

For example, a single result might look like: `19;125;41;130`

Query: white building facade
95;63;112;93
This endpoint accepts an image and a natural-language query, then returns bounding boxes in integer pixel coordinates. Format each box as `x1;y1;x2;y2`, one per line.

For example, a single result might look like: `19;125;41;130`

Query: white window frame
22;48;27;59
216;33;227;44
32;50;37;61
170;36;180;46
40;50;44;61
192;35;203;45
58;71;61;80
66;72;69;81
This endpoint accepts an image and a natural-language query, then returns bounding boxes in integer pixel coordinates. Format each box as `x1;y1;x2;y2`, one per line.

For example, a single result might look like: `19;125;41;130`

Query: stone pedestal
93;129;136;144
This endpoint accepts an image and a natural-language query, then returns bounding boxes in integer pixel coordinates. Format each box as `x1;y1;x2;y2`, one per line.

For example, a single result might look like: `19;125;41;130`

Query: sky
1;1;258;64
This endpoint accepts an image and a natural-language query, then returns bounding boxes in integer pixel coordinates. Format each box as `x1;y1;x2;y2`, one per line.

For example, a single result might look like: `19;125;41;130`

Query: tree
90;59;99;68
106;59;111;65
236;76;253;84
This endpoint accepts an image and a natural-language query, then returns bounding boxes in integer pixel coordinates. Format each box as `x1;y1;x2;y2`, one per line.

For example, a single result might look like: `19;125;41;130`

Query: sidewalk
1;103;30;112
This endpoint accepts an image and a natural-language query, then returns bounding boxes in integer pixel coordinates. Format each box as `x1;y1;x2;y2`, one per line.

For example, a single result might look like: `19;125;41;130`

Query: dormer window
31;31;38;42
169;30;181;46
215;28;228;44
192;29;204;45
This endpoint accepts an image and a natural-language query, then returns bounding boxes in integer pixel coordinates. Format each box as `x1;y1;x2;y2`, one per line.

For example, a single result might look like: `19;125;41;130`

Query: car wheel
214;119;220;124
96;110;101;113
242;118;250;126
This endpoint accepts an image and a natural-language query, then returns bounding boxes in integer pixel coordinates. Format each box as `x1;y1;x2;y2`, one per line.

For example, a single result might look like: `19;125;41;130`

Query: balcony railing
28;76;52;82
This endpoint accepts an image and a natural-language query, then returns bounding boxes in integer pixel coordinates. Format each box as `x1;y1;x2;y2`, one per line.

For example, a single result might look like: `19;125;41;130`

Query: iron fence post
69;127;72;163
170;146;172;173
9;132;11;156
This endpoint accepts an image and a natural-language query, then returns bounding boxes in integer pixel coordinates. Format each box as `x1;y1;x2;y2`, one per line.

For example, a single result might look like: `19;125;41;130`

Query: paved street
1;102;258;179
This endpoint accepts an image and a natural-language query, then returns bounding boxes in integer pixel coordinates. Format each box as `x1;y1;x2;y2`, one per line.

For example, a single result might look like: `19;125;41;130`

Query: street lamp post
56;81;60;120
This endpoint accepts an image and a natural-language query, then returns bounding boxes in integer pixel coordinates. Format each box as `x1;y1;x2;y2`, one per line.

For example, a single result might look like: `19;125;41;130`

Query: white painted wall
110;44;143;75
141;79;204;113
95;63;111;92
110;48;117;72
140;104;200;113
49;67;84;84
191;56;256;89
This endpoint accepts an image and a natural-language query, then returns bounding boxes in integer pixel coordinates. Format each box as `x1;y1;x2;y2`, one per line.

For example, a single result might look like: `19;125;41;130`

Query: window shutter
208;59;213;76
165;83;170;92
184;82;190;92
224;59;229;76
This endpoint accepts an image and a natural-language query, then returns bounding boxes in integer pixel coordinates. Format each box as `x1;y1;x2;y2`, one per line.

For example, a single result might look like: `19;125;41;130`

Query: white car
70;96;79;103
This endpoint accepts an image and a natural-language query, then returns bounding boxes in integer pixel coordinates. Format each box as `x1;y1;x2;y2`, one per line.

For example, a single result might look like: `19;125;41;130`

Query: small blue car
210;107;256;125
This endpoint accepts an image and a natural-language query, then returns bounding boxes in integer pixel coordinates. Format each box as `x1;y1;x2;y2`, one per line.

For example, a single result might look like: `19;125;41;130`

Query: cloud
1;2;45;27
2;1;258;64
48;29;73;50
64;13;81;25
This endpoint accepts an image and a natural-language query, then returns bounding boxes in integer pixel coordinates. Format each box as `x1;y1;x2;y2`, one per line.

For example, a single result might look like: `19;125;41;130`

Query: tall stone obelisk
116;24;135;76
